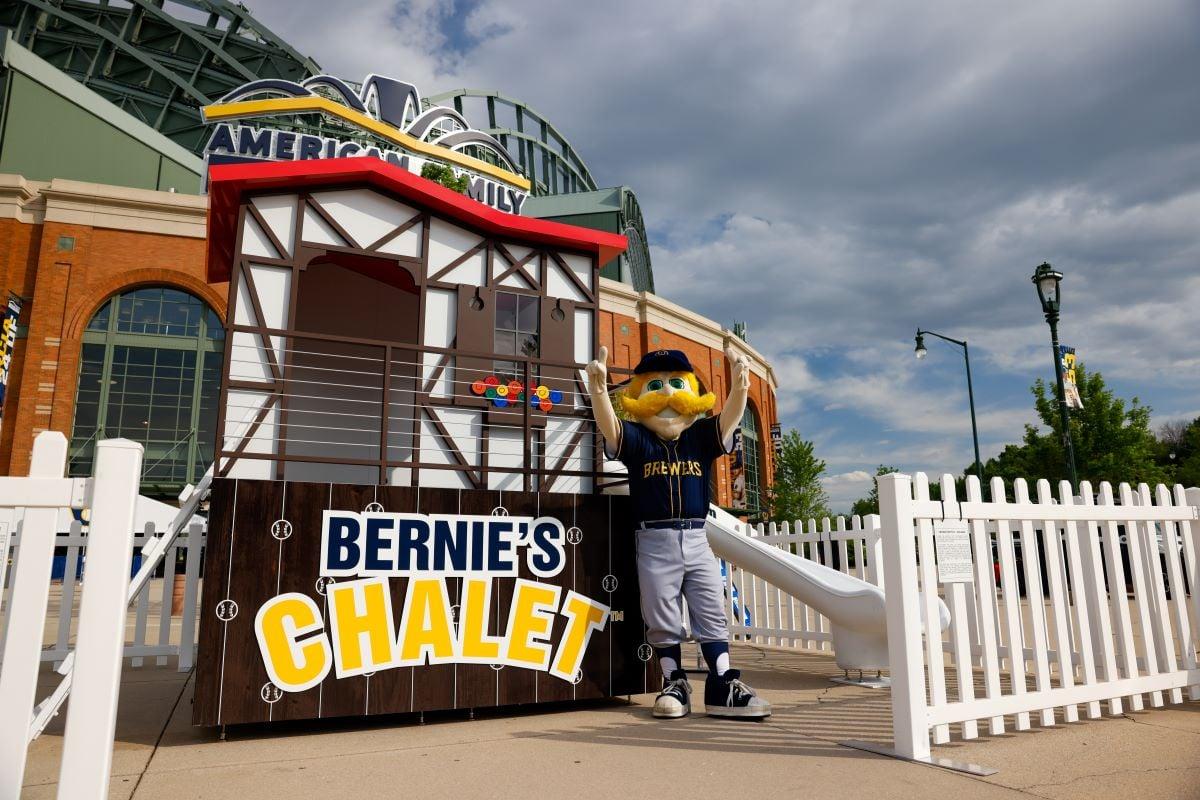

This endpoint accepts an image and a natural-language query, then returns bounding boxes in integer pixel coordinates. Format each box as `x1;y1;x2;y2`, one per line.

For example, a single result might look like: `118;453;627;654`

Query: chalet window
452;272;576;420
494;291;539;381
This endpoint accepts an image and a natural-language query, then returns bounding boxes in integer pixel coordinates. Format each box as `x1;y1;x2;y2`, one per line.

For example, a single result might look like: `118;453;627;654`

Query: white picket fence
879;472;1200;761
6;438;1197;785
0;522;206;672
0;433;210;800
721;515;882;649
0;433;149;799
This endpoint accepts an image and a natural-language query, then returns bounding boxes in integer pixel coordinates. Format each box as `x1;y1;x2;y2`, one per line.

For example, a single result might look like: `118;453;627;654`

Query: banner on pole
0;294;23;429
1059;345;1083;409
729;427;746;510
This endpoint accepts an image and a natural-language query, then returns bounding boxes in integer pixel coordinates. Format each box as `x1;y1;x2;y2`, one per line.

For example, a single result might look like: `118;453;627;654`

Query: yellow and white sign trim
203;95;532;192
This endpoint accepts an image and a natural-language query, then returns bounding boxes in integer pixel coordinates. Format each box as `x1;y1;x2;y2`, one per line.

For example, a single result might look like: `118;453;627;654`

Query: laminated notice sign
933;520;973;583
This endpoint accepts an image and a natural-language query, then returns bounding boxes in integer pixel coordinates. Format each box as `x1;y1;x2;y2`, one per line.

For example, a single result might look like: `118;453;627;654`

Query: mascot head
621;349;716;440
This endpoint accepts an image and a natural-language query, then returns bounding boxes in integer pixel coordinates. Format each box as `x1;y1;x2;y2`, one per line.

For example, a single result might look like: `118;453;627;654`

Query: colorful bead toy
471;376;562;412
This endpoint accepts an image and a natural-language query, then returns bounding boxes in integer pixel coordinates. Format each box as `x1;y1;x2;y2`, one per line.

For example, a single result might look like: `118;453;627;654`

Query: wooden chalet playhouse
206;157;628;491
193;158;657;727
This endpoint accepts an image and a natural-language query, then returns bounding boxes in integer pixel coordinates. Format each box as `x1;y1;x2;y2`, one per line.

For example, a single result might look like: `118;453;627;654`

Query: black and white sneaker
652;669;691;719
704;669;771;719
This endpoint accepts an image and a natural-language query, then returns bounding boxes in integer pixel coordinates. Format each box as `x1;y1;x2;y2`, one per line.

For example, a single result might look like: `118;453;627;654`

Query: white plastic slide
705;504;949;671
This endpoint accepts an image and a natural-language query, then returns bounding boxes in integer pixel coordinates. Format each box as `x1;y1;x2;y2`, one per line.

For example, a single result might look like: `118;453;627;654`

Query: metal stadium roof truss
0;0;652;285
1;0;320;154
427;89;597;198
621;189;653;292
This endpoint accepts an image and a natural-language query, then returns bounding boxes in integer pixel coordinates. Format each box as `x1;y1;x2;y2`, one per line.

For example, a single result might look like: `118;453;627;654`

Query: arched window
741;405;763;513
69;287;224;497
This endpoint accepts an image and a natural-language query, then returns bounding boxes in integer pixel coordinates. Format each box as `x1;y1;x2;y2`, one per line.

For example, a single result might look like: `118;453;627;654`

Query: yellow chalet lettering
503;579;561;670
549;591;610;682
254;576;614;691
328;577;398;677
254;593;331;692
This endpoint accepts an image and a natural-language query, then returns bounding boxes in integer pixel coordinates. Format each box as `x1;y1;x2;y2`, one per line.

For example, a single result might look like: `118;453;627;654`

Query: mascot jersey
609;416;732;526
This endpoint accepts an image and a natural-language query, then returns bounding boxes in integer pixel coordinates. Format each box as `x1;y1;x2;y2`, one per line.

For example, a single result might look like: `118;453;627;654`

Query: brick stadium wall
0;216;226;475
0;215;42;475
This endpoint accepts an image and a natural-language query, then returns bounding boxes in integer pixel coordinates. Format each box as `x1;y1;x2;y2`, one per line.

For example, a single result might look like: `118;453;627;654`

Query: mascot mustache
621;388;716;419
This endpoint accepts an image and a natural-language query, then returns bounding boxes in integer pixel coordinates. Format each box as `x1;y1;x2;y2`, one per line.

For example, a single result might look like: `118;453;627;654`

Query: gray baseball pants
635;526;730;646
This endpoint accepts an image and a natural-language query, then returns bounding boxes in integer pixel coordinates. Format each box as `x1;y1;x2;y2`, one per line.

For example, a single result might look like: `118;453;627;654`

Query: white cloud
821;470;873;510
234;0;1200;484
771;354;820;416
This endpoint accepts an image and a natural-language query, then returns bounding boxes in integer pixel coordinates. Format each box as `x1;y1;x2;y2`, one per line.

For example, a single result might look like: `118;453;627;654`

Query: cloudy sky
241;0;1200;509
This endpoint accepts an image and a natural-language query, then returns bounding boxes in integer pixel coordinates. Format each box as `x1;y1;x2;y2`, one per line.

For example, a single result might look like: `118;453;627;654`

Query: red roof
205;158;629;283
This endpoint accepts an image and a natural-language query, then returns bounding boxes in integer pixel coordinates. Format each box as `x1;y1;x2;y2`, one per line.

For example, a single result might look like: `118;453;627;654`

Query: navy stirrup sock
700;641;730;677
655;644;683;678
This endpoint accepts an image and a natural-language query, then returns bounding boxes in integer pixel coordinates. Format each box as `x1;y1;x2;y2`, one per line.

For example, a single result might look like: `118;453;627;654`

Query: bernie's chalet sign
261;510;607;690
200;73;529;214
193;480;656;726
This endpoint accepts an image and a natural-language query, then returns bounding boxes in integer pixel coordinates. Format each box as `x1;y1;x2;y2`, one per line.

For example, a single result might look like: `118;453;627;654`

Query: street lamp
1031;262;1079;490
914;329;983;484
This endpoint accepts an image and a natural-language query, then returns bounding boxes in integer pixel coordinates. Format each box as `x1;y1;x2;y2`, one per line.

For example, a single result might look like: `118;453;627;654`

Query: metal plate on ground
830;675;891;689
839;739;998;776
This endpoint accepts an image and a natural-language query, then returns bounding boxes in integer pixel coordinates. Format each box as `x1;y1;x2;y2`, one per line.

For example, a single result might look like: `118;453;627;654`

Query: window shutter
539;297;576;403
454;284;494;408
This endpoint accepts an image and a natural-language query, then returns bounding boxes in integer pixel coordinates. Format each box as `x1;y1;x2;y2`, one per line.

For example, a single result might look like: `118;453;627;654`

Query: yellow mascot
586;345;770;719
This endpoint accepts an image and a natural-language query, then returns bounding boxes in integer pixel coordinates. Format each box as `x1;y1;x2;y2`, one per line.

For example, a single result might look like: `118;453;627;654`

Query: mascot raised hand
587;345;770;719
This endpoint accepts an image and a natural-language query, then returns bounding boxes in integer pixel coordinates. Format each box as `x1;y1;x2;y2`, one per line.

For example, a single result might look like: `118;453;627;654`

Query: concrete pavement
20;644;1200;799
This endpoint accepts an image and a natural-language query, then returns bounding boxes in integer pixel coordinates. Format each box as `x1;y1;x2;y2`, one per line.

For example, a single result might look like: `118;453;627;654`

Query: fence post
866;513;883;589
877;473;929;760
0;431;68;800
0;519;11;600
57;439;143;800
178;522;204;672
1185;488;1200;679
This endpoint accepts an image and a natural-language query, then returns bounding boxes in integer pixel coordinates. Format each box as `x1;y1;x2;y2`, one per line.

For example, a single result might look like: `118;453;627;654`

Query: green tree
420;162;470;193
1176;431;1200;488
849;465;899;517
977;363;1169;488
1159;417;1200;488
768;430;831;523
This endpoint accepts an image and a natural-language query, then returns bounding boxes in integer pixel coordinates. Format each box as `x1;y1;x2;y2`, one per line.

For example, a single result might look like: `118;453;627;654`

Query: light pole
1031;262;1078;490
914;329;984;484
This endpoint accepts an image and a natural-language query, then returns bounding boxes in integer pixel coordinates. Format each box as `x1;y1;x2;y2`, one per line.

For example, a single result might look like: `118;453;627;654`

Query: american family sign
193;479;655;726
200;73;530;214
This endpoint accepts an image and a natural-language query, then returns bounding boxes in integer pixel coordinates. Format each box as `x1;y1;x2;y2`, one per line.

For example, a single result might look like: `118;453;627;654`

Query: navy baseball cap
633;349;694;375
